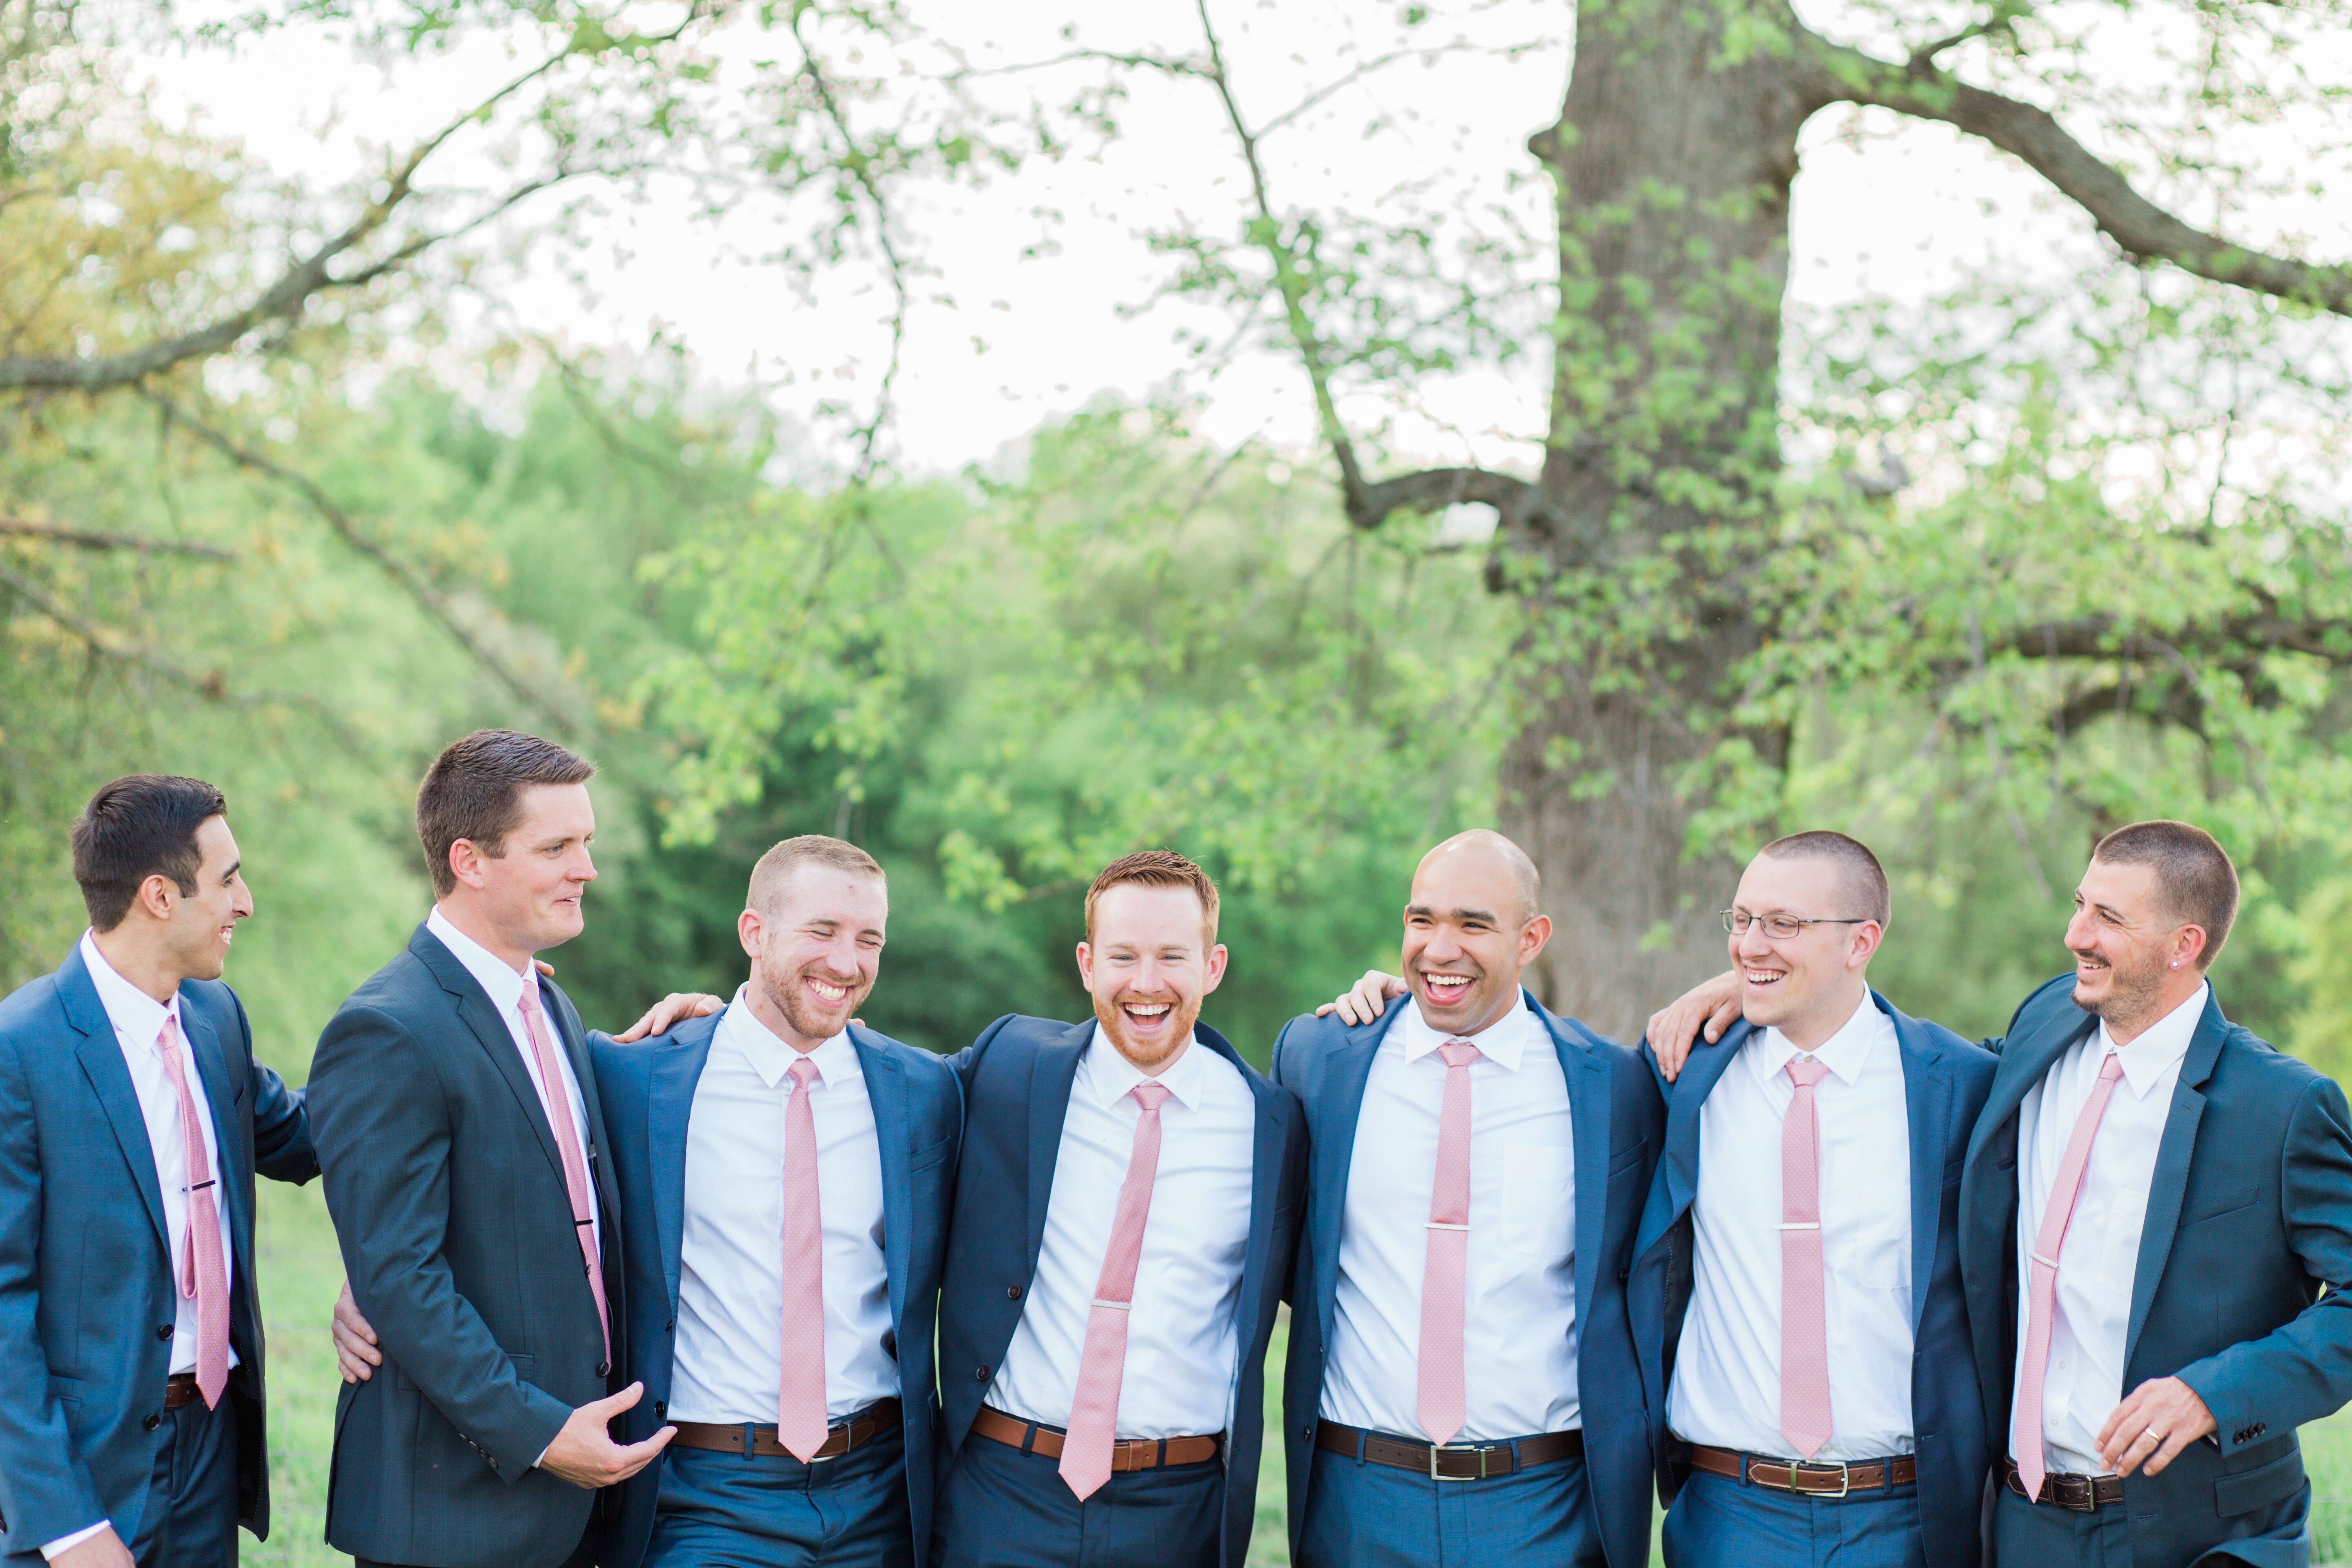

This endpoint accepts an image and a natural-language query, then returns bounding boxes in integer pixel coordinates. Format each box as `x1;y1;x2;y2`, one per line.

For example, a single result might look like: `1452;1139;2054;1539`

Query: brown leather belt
2004;1457;2125;1511
1687;1442;1917;1496
1316;1419;1583;1481
670;1399;900;1461
971;1406;1222;1471
163;1374;203;1411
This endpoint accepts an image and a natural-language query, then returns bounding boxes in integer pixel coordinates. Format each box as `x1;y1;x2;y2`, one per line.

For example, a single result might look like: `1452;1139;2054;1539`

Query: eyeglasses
1721;910;1876;940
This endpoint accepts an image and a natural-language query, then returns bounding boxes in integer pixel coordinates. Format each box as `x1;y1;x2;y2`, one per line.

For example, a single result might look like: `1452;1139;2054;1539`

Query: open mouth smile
1119;1000;1176;1031
1419;971;1476;1007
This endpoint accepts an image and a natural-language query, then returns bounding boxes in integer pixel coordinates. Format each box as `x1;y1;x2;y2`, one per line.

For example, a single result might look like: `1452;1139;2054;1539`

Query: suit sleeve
940;1015;1015;1086
2173;1074;2352;1453
0;1038;108;1547
309;1005;572;1477
228;989;316;1185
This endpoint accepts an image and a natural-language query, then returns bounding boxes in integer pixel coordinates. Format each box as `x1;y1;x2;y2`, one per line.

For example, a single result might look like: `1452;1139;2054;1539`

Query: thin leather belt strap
1315;1419;1583;1481
970;1406;1222;1471
2004;1456;2125;1511
163;1373;203;1411
1686;1442;1917;1496
669;1398;901;1461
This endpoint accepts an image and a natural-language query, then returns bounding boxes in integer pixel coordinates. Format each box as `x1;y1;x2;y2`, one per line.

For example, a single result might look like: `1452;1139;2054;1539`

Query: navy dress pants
929;1436;1223;1568
125;1395;238;1568
1661;1469;1925;1568
1295;1443;1606;1568
1992;1480;2312;1568
646;1426;913;1568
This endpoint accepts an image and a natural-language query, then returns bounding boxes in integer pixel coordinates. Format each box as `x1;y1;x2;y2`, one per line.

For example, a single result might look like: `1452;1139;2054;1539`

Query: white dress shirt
2011;982;2206;1476
1668;992;1916;1460
424;906;599;1259
45;935;246;1559
1320;996;1581;1441
987;1027;1257;1439
668;992;898;1423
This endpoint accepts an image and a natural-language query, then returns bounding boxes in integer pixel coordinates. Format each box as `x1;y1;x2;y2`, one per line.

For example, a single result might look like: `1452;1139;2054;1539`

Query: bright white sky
131;0;2352;482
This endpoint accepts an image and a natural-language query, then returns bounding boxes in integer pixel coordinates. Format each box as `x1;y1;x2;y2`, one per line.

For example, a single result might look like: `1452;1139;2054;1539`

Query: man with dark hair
1648;820;2352;1568
307;731;668;1568
926;850;1306;1568
0;775;316;1568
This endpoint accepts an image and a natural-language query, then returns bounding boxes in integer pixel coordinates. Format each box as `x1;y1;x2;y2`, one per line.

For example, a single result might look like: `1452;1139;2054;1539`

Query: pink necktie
2013;1050;2127;1502
517;987;610;1365
156;1015;229;1409
778;1056;829;1460
1780;1055;1833;1459
1060;1080;1174;1501
1418;1039;1481;1446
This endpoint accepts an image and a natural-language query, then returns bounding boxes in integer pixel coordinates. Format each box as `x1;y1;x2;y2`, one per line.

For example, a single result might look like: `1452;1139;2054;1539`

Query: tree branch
0;516;234;557
1802;32;2352;314
1995;610;2352;664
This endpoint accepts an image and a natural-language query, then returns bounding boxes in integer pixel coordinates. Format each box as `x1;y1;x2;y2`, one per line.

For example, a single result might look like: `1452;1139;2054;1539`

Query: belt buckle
1786;1459;1850;1499
2057;1476;2096;1513
1428;1442;1488;1482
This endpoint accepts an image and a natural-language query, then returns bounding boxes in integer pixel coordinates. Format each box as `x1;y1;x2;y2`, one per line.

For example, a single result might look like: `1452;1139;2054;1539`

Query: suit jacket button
488;1457;499;1470
666;1319;675;1332
598;1361;611;1378
143;1414;160;1431
157;1324;174;1341
655;1402;666;1419
1007;1285;1022;1300
975;1366;991;1381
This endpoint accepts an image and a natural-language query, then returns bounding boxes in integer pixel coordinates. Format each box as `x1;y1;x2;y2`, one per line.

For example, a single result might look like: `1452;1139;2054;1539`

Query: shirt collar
719;986;855;1089
1084;1021;1207;1113
2097;980;2207;1099
426;905;530;1019
1755;989;1887;1088
1397;991;1530;1073
78;929;180;1051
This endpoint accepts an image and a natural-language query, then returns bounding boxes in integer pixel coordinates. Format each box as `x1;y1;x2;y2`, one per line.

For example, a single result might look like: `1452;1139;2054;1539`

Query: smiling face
741;862;886;1051
1077;882;1227;1074
1402;836;1550;1037
2065;854;2207;1033
165;815;253;982
450;782;597;960
1728;852;1879;1045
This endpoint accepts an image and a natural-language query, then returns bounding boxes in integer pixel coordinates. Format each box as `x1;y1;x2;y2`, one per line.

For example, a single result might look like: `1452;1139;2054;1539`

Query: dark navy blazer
0;943;316;1561
1271;990;1664;1568
936;1015;1307;1568
1962;977;2352;1568
589;1007;964;1568
1627;991;1997;1568
310;924;625;1568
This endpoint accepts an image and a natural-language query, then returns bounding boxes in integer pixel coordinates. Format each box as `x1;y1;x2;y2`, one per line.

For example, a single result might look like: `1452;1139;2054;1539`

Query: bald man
1270;832;1663;1568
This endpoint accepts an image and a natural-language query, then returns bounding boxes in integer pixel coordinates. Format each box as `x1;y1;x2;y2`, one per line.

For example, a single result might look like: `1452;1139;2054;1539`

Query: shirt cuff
41;1523;111;1560
536;1442;550;1469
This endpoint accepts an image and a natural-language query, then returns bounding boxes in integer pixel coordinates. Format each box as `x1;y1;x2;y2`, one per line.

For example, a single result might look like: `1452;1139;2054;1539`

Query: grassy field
245;1177;2351;1566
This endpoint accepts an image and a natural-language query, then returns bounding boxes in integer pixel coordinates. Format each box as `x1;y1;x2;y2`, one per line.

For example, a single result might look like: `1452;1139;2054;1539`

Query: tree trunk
1506;0;1819;1040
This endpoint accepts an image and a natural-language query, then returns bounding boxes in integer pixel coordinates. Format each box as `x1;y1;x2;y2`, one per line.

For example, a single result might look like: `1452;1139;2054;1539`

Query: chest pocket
1502;1143;1575;1260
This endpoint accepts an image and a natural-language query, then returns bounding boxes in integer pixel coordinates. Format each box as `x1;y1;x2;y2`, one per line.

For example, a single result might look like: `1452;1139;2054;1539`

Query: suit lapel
1887;995;1950;1336
410;927;570;1192
1544;997;1614;1359
2124;992;2225;1372
853;1027;915;1344
1025;1020;1091;1278
178;996;246;1258
1635;1020;1746;1259
650;1020;716;1312
1312;1003;1394;1352
541;976;620;1230
1197;1025;1281;1367
1965;1003;2095;1174
62;949;170;1256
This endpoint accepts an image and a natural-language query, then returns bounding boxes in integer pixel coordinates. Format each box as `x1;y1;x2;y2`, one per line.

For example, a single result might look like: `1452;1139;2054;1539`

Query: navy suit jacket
589;1008;963;1568
936;1016;1307;1568
1626;991;1997;1568
309;924;626;1568
1271;991;1664;1568
1962;977;2352;1568
0;944;316;1561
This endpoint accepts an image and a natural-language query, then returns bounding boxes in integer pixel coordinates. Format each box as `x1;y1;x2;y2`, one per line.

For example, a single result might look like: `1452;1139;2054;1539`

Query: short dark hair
71;775;229;932
1085;849;1220;944
1755;829;1892;926
2092;819;2238;967
748;835;886;914
415;730;596;898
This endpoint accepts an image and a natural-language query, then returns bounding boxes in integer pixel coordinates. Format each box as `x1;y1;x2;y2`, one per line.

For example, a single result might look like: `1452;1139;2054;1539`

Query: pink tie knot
1786;1054;1831;1090
2097;1051;2125;1083
1130;1080;1172;1114
789;1055;821;1091
1437;1038;1482;1071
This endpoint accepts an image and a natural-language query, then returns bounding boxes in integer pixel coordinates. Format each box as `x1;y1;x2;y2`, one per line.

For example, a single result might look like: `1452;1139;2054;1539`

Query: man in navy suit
1277;830;1662;1568
930;851;1307;1568
1625;832;1996;1568
585;835;960;1568
0;774;316;1568
1649;820;2352;1568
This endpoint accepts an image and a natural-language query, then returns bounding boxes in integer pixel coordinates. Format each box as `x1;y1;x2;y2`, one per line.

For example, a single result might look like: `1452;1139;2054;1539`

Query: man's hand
2096;1376;2216;1477
48;1526;135;1568
1314;970;1407;1027
332;1280;381;1384
612;993;726;1044
539;1382;675;1488
1645;970;1742;1081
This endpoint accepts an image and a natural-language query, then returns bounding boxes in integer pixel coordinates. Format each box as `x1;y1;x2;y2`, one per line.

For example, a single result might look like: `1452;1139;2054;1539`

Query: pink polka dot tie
156;1015;229;1409
778;1055;830;1461
1780;1054;1833;1461
517;988;609;1367
1060;1081;1174;1500
1417;1039;1481;1447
